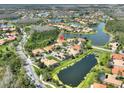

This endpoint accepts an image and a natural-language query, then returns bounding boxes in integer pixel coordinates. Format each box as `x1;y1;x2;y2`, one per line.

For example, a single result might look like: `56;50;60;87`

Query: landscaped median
51;49;95;87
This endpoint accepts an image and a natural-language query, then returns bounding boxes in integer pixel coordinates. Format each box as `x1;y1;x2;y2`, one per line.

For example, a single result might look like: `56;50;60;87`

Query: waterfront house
68;45;81;56
109;42;119;52
66;38;75;42
57;34;65;44
91;83;107;88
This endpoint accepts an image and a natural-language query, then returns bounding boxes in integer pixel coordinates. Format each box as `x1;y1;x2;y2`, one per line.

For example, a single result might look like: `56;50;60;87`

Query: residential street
16;28;45;88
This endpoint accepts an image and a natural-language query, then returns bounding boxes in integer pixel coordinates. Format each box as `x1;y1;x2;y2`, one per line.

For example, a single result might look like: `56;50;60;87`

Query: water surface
64;22;110;46
58;54;97;87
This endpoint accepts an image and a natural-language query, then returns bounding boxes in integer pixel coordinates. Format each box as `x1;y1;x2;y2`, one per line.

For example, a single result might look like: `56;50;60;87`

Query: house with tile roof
103;74;123;87
91;83;107;88
112;53;124;60
112;66;124;76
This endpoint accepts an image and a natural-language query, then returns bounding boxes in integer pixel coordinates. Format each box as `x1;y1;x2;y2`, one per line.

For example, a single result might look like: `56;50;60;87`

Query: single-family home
91;83;107;88
112;66;124;76
113;59;124;67
109;42;119;52
32;48;45;56
103;74;123;87
68;45;81;56
41;58;58;67
43;45;54;52
112;54;124;60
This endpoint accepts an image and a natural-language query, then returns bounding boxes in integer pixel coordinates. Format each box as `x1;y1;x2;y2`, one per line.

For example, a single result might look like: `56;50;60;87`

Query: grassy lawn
51;49;94;86
47;56;60;62
77;49;111;88
78;72;96;88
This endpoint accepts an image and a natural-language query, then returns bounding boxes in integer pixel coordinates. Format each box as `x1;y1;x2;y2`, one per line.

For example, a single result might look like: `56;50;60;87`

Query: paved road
39;75;56;88
16;28;45;88
92;45;113;52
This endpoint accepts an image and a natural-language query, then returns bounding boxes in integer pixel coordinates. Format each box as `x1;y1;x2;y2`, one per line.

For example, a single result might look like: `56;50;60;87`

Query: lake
58;54;97;87
64;22;110;46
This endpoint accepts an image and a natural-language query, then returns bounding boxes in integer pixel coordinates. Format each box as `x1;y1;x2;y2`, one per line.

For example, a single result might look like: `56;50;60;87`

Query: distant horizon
0;4;119;9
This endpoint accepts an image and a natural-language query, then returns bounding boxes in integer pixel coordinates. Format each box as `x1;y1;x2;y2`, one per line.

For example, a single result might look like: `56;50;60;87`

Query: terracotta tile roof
92;83;107;88
32;48;44;56
112;54;124;60
112;66;124;76
41;58;58;66
43;45;54;52
72;45;81;51
104;74;123;87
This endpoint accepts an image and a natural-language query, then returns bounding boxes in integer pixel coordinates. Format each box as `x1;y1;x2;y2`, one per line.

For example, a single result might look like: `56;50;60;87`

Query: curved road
16;28;45;88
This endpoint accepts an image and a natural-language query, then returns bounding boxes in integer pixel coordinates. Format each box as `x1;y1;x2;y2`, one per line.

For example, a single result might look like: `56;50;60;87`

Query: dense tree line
25;29;60;52
0;46;35;87
105;20;124;45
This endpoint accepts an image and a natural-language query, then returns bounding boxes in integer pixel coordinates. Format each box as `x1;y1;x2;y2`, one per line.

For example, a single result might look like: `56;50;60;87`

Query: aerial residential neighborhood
0;4;124;88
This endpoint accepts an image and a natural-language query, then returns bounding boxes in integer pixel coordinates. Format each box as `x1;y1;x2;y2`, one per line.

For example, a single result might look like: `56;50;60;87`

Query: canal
58;54;97;87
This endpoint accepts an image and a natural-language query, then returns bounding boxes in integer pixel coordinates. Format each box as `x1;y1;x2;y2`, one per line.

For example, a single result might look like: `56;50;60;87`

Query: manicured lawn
78;72;96;88
77;50;111;88
47;56;60;62
51;49;94;84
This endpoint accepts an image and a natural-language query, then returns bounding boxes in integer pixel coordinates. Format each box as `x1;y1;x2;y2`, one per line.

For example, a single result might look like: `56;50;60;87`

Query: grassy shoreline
102;22;114;49
51;49;94;87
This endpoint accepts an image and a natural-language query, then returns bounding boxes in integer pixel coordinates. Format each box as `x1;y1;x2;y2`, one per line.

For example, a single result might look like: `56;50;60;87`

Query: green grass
78;72;96;88
105;19;124;45
51;49;94;86
25;29;60;51
47;56;60;62
77;49;111;88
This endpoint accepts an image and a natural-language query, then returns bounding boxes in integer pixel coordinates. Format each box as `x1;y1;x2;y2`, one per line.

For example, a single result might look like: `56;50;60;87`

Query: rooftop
112;53;124;60
41;58;58;66
43;45;54;52
113;59;124;67
104;74;123;87
91;83;107;88
32;48;45;56
112;66;124;76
